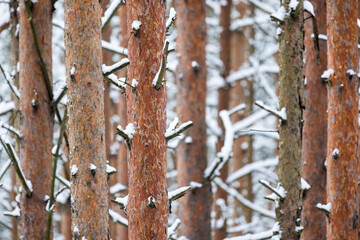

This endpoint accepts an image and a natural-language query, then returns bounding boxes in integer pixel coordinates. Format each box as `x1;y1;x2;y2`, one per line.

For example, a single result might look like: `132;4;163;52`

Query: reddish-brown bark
213;1;232;239
64;0;109;238
19;0;54;238
326;0;359;239
176;1;211;239
9;0;19;238
301;0;327;239
115;5;128;240
126;1;168;239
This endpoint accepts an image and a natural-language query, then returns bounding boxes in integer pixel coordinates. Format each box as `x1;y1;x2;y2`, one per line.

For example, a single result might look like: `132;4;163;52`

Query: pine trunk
277;0;304;239
326;0;359;238
126;1;168;239
64;1;109;238
115;5;128;240
176;1;212;239
19;0;54;238
301;0;327;239
213;0;231;239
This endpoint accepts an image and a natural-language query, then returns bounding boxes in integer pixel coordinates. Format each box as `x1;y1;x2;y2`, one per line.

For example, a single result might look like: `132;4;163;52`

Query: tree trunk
126;1;168;239
64;1;109;238
276;0;304;239
9;0;19;239
115;5;128;240
326;0;359;239
19;0;54;238
213;1;232;239
301;0;327;239
176;1;211;239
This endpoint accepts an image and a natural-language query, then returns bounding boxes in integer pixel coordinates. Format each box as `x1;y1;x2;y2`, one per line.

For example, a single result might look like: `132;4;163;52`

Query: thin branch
0;64;20;99
153;40;170;90
165;121;193;142
0;102;15;116
0;137;32;196
51;85;68;108
109;209;128;227
46;108;68;240
166;7;176;33
24;0;53;100
112;195;128;211
56;175;70;189
102;40;128;57
0;21;10;34
101;0;125;32
0;122;21;138
168;186;190;203
255;101;286;121
259;180;286;200
102;58;130;76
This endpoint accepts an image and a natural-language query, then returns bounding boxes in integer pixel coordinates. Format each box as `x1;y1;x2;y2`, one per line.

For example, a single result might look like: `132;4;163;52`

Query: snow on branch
112;195;128;211
56;175;71;189
0;137;33;196
105;74;133;91
214;177;275;219
232;110;269;132
0;121;21;138
116;123;136;148
101;0;125;31
226;158;278;183
109;209;128;227
168;218;181;240
102;40;128;57
102;58;130;76
4;205;20;218
0;64;20;99
304;0;315;16
0;101;15;116
153;40;170;90
166;7;177;33
165;117;193;142
228;103;246;116
259;180;286;200
110;183;127;195
255;101;286;121
315;202;331;216
168;186;191;203
226;64;279;84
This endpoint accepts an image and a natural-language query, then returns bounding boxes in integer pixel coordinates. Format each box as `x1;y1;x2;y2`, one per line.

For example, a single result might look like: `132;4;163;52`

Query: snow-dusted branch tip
112;195;128;211
259;180;286;200
255;101;286;122
315;202;331;216
166;7;177;32
153;40;170;90
109;209;128;227
101;0;125;31
116;123;136;147
168;186;191;203
102;58;130;76
168;219;181;240
165;118;193;142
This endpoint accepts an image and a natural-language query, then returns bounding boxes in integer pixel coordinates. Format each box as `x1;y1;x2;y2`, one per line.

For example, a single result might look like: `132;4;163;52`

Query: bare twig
0;64;20;99
153;40;170;90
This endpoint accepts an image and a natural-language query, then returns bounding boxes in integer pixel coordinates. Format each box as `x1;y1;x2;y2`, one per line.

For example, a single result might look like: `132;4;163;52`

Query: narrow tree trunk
301;0;327;239
10;0;19;238
115;5;128;240
64;1;109;238
277;1;304;239
176;1;211;239
126;1;168;239
19;1;54;238
213;1;232;239
326;0;359;238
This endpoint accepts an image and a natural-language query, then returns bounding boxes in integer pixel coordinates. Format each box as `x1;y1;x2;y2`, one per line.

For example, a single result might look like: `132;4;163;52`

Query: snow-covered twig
112;195;128;211
0;64;20;99
102;40;128;57
226;158;278;183
153;40;170;90
101;0;125;31
109;209;128;227
56;175;71;189
259;180;286;200
0;101;15;116
0;122;21;138
165;119;193;142
4;205;20;218
116;123;136;148
0;137;33;196
255;101;286;121
315;202;331;216
166;7;177;33
110;183;127;195
168;186;191;203
168;218;181;240
228;103;246;116
214;177;275;219
102;58;130;76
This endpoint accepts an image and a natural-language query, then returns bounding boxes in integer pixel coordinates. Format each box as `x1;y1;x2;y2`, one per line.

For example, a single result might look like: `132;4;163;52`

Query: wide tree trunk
326;0;359;239
115;5;128;240
276;0;304;239
176;1;212;239
126;1;168;239
213;0;232;239
301;0;327;239
19;0;54;238
64;0;109;238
